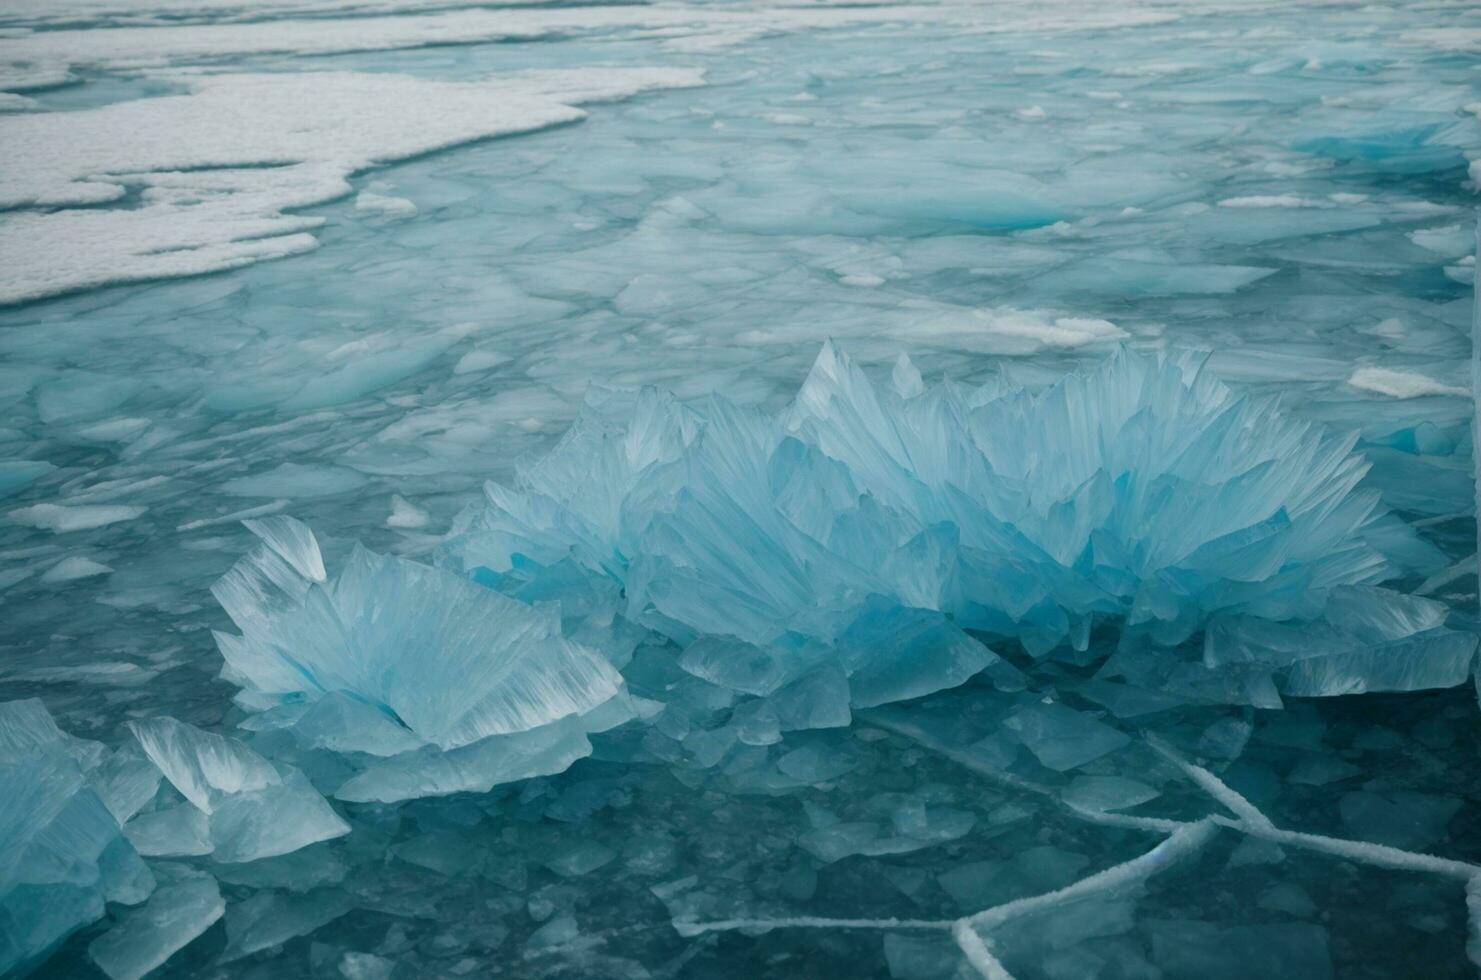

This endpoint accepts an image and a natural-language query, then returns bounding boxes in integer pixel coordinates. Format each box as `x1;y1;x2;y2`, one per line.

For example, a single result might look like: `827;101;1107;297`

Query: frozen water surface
1;0;1480;976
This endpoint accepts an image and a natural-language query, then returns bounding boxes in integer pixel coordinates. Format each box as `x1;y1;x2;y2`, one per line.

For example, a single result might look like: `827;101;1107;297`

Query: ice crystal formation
447;344;1473;708
12;343;1475;978
212;516;637;803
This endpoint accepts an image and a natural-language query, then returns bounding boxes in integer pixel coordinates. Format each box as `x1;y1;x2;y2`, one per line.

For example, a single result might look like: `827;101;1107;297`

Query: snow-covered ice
0;68;703;303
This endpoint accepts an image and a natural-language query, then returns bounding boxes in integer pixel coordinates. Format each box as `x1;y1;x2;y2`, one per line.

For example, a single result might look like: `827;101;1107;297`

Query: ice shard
88;872;225;980
127;716;350;863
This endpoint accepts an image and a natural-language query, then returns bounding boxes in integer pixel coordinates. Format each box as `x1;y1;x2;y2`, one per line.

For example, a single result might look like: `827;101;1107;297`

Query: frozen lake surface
2;0;1481;977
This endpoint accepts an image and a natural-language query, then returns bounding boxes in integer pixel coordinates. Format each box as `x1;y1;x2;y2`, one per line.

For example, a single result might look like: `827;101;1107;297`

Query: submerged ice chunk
1149;920;1332;980
221;888;352;962
1062;775;1160;813
88;874;224;980
1003;703;1131;772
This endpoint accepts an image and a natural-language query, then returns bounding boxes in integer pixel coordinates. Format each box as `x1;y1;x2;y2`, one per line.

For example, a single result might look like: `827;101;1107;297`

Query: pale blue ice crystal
0;700;154;977
126;716;350;863
444;344;1473;708
210;516;636;802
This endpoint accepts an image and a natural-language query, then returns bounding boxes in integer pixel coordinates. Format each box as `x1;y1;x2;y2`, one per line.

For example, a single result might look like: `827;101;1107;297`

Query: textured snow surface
2;0;1480;975
0;68;703;303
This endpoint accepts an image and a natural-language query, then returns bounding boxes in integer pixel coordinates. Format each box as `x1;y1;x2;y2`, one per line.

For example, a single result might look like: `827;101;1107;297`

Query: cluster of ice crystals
0;700;154;977
444;343;1472;708
212;516;634;802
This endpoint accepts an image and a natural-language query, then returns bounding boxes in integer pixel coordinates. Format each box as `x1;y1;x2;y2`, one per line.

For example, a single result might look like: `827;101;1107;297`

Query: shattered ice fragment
333;717;594;804
839;604;1020;708
339;952;396;980
1204;587;1477;697
286;692;427;758
354;190;417;218
1002;703;1130;772
1407;224;1471;257
124;805;213;858
1062;775;1160;813
527;913;579;950
9;502;145;532
387;494;430;529
0;697;107;769
0;700;153;977
1348;367;1469;399
88;874;225;980
1259;882;1317;918
221;889;353;962
40;556;113;583
678;636;800;697
207;769;354;864
777;742;860;783
215;517;623;750
797;822;927;863
128;717;279;812
128;716;349;862
241;514;326;583
91;745;163;825
545;842;616;878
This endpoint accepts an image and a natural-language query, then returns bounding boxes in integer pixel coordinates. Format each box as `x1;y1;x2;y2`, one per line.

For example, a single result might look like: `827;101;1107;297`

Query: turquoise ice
1;0;1480;976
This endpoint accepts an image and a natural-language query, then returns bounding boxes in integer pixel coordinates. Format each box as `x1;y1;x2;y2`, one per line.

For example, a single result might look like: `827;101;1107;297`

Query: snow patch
0;68;704;303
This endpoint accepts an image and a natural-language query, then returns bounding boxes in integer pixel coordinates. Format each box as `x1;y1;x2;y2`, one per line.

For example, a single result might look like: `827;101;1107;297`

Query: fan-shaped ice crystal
211;516;632;801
